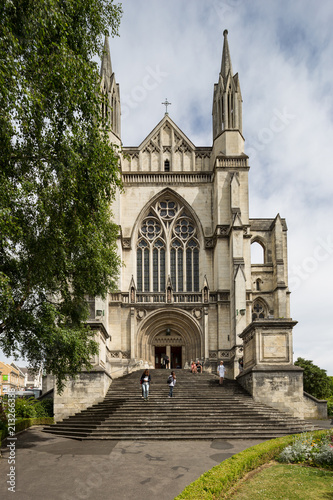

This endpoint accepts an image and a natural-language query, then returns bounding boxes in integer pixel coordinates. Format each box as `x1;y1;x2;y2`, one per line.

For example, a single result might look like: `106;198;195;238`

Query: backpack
167;375;173;385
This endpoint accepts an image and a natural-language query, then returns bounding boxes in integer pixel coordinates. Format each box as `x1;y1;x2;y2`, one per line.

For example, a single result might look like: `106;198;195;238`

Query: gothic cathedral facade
90;30;290;379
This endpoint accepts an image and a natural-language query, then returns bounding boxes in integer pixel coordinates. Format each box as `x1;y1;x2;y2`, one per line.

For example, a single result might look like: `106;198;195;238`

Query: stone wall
237;366;328;419
53;369;112;422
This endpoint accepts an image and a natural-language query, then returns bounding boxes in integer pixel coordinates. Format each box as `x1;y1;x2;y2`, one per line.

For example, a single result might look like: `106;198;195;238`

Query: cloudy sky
108;0;333;375
3;1;332;376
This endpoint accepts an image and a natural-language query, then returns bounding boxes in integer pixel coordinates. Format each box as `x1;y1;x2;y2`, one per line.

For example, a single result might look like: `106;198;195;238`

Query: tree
0;0;122;391
294;358;332;400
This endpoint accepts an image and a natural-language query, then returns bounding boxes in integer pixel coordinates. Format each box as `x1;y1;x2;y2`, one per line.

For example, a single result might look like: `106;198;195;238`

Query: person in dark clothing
167;371;176;398
140;369;151;401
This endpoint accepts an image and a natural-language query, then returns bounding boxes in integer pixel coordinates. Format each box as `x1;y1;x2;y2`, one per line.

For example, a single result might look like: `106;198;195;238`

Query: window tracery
136;199;200;292
252;300;266;320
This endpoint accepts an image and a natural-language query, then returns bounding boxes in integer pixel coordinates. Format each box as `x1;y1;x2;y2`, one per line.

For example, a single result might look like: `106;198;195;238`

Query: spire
99;33;121;141
212;29;243;143
221;29;233;78
100;34;113;78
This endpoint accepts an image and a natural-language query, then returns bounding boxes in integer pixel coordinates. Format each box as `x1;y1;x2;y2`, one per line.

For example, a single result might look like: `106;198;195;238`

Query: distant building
0;362;24;395
19;366;43;390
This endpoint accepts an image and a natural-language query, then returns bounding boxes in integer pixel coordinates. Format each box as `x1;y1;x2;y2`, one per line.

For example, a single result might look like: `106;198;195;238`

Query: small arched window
252;300;266;321
164;159;170;172
251;241;265;264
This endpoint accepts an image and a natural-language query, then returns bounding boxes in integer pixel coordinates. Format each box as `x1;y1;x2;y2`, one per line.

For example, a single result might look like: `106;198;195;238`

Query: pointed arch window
252;300;266;321
136;199;200;292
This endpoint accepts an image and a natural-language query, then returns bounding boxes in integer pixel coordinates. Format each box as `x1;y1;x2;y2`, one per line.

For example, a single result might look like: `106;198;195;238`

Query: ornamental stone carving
122;238;131;249
192;308;202;320
136;309;146;320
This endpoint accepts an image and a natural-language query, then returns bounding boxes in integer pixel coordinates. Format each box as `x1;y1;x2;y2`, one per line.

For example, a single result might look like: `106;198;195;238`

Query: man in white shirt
217;361;225;385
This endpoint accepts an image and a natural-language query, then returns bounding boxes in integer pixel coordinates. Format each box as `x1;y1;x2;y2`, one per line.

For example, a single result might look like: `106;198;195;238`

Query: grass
175;431;332;500
228;462;333;500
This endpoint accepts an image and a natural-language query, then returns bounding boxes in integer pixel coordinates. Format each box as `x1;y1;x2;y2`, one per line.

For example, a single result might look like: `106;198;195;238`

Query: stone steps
43;369;320;440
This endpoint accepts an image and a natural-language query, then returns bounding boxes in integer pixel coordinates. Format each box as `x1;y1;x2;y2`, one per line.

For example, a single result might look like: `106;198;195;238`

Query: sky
2;0;333;375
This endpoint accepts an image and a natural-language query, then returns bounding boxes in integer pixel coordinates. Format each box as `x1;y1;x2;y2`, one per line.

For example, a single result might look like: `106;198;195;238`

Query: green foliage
0;403;8;430
15;397;43;418
294;358;332;400
327;397;333;417
0;0;123;392
39;398;54;417
278;431;333;469
175;431;331;500
3;396;50;418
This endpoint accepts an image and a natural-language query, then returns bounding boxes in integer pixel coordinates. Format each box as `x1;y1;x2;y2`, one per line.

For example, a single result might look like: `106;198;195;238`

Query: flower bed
278;430;333;469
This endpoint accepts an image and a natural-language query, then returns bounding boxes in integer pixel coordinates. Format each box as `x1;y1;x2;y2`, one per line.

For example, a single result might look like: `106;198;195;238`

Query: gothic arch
137;308;203;366
251;237;266;264
252;297;269;320
132;189;204;292
130;188;205;245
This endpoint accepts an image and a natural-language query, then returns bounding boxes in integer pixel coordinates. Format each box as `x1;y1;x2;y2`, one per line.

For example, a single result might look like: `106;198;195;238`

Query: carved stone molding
217;225;230;237
122;238;131;249
205;237;215;249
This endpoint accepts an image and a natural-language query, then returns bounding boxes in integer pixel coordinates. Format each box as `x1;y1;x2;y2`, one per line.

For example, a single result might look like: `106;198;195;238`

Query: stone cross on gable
162;98;171;114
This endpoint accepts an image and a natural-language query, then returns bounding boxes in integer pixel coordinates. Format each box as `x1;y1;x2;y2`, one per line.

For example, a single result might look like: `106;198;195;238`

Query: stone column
130;307;135;358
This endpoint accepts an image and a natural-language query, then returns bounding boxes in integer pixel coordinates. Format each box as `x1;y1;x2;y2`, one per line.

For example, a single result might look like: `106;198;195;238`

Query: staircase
43;369;321;440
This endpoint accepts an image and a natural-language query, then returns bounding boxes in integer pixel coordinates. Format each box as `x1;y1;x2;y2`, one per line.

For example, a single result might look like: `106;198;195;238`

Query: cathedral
52;30;327;421
93;30;290;376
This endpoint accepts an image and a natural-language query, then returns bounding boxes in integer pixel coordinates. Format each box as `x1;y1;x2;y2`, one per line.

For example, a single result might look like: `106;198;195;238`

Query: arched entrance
137;309;202;368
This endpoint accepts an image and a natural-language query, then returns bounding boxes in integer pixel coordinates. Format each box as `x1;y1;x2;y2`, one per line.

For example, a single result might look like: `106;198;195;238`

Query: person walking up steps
140;369;151;401
167;371;176;398
217;360;225;385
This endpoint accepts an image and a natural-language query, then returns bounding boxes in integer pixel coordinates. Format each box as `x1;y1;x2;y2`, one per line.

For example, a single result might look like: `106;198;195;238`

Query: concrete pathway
0;427;264;500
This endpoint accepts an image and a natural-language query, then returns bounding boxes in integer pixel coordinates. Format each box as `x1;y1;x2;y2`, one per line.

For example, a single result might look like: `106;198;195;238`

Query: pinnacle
221;28;233;78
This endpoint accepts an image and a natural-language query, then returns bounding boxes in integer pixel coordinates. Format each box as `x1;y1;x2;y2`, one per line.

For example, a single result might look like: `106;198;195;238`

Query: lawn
229;462;333;500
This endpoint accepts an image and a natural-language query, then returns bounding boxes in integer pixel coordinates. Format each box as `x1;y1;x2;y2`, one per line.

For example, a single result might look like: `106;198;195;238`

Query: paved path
0;427;264;500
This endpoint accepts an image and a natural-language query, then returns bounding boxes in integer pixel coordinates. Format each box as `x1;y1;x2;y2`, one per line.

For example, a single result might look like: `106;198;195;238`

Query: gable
122;115;211;173
139;115;195;153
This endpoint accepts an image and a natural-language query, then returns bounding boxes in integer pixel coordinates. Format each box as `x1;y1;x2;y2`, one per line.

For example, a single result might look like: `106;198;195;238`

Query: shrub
313;445;333;467
0;403;8;429
278;431;333;469
327;397;333;417
39;399;54;417
14;397;37;418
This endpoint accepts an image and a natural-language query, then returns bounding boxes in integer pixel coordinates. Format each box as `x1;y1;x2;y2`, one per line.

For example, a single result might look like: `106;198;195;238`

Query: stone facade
96;30;290;379
52;31;325;421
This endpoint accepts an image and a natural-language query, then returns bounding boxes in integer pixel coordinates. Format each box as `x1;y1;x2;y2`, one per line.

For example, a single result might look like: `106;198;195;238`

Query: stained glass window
136;199;200;292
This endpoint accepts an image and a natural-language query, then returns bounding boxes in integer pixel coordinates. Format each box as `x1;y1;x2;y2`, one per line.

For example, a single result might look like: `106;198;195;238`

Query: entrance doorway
154;346;166;369
171;346;182;369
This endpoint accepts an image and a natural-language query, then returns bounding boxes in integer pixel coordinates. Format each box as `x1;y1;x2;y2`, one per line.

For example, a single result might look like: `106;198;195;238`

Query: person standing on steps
140;369;151;401
164;355;170;369
167;371;176;398
217;360;225;385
